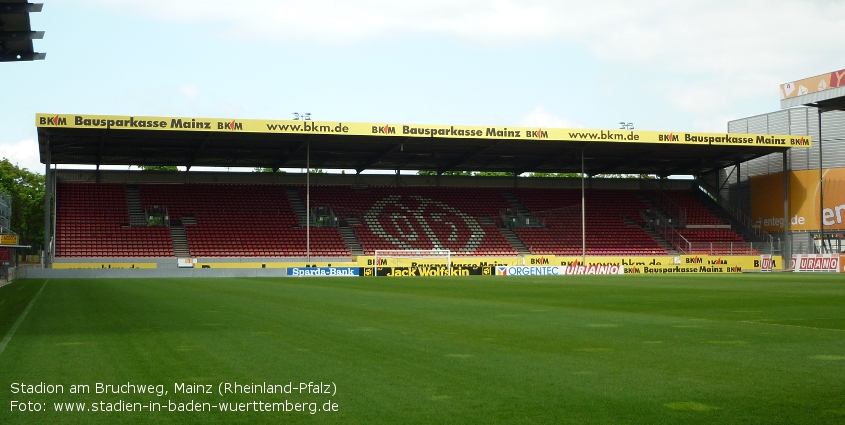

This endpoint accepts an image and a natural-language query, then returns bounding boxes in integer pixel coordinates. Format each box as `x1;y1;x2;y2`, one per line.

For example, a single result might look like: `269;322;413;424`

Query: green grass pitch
1;274;844;424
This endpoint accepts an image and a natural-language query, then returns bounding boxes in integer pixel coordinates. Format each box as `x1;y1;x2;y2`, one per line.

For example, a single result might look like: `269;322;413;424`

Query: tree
474;171;514;177
140;165;178;171
528;172;581;178
0;159;45;254
594;173;656;179
417;170;473;176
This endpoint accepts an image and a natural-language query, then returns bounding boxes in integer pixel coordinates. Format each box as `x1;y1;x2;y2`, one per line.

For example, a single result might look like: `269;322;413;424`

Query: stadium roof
0;1;45;62
36;113;812;177
780;69;845;111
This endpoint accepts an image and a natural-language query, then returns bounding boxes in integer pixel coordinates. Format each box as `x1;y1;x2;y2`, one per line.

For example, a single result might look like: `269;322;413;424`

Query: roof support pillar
43;144;52;268
782;150;790;270
818;109;825;253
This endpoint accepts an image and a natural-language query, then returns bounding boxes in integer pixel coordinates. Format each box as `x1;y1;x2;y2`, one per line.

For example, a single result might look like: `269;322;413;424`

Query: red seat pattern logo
364;195;485;253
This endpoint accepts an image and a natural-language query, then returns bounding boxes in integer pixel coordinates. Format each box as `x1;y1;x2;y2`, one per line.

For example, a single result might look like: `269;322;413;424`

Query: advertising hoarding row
36;113;811;148
50;255;788;274
791;255;841;273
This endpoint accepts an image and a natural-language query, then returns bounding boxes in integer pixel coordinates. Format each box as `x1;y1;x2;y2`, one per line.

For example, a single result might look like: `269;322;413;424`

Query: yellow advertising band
36;114;811;148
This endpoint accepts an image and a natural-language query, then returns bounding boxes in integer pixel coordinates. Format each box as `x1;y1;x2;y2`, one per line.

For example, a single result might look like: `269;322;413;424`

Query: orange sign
751;168;845;231
781;69;845;100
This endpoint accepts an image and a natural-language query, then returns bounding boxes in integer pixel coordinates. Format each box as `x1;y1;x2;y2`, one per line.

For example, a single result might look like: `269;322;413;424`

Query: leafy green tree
473;171;514;177
595;173;656;179
528;172;581;178
0;159;45;254
417;170;472;176
140;165;178;171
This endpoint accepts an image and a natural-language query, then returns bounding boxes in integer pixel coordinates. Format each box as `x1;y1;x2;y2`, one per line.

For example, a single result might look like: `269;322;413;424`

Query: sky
2;0;844;174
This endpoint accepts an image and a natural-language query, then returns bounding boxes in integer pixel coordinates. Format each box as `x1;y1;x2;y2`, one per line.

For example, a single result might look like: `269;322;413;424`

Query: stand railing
311;206;339;227
694;182;774;244
501;207;545;228
687;242;770;255
649;191;687;227
641;209;690;254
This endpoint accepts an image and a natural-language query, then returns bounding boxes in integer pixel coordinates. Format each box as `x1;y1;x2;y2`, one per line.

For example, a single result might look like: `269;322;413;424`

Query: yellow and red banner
36;113;811;148
751;168;845;231
781;69;845;100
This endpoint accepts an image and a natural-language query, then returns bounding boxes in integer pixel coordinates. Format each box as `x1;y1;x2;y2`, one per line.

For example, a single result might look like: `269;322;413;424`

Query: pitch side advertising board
286;267;360;277
791;255;841;273
495;265;625;276
371;265;492;277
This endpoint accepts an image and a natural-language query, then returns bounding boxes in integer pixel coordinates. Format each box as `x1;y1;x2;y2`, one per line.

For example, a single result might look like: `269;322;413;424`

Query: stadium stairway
479;216;530;255
339;219;365;256
636;193;677;227
502;192;530;215
125;185;147;227
169;223;191;257
284;187;308;227
625;216;678;255
499;227;531;255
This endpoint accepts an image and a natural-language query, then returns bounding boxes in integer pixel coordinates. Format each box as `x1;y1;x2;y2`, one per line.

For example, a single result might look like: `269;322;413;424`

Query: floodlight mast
581;148;586;264
307;139;310;262
293;112;313;262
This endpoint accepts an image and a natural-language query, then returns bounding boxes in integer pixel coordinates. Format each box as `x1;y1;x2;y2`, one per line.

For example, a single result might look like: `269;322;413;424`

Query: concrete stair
169;224;191;257
339;223;365;256
499;227;531;255
285;187;308;227
126;185;147;227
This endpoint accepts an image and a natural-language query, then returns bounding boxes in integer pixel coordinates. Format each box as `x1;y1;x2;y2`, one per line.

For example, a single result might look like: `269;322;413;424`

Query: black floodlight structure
0;0;45;62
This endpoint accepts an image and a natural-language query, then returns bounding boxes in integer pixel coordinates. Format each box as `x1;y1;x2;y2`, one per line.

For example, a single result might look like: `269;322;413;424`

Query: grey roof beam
355;142;403;173
1;3;43;14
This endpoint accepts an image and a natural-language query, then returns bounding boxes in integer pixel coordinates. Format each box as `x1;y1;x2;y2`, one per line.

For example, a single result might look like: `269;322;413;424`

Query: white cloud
82;1;845;87
521;106;583;128
178;83;201;102
77;0;845;131
81;1;845;60
83;0;559;44
0;139;42;173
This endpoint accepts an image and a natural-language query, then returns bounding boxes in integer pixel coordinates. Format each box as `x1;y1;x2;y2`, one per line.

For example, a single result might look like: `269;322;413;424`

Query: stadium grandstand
29;112;817;276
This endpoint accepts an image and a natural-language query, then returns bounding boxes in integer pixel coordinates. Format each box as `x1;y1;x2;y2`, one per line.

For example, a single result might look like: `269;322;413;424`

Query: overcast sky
2;0;844;173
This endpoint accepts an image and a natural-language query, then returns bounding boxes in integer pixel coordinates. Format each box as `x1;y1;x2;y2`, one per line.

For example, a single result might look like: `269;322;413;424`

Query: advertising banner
556;255;778;273
495;265;624;276
792;255;840;273
781;69;845;100
358;256;520;268
760;255;773;272
751;169;845;231
372;265;492;277
36;113;811;148
286;267;360;277
177;258;195;268
51;262;157;269
0;234;18;245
